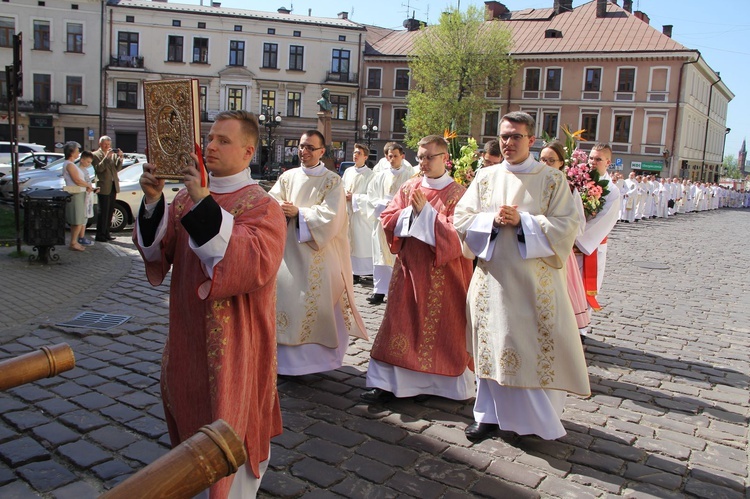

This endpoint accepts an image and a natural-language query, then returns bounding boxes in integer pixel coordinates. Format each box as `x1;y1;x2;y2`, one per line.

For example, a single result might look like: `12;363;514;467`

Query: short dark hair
417;135;448;153
353;143;369;156
591;142;612;155
63;141;81;159
500;111;536;136
214;110;260;149
80;150;94;161
302;129;326;147
483;139;501;157
388;143;405;155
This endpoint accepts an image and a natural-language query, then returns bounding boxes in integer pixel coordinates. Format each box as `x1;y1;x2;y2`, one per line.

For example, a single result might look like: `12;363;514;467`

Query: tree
722;154;742;179
403;7;516;149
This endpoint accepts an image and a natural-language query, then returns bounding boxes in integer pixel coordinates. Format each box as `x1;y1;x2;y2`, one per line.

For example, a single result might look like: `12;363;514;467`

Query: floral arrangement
444;128;479;187
559;125;610;219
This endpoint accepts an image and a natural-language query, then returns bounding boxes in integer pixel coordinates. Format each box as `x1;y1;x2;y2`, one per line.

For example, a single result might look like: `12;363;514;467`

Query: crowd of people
131;110;745;498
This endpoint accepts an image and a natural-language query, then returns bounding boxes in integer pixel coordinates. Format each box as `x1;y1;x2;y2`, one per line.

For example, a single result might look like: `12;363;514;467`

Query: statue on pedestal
316;88;332;113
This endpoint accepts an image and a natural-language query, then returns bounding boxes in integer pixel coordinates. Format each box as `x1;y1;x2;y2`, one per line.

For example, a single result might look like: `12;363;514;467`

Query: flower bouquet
444;128;479;187
560;125;610;219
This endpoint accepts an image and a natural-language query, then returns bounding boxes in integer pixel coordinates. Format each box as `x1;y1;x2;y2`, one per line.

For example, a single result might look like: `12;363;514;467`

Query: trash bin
23;189;71;264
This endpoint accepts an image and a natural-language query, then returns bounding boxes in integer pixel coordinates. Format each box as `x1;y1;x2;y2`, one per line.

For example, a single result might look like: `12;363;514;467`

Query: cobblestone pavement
0;210;748;498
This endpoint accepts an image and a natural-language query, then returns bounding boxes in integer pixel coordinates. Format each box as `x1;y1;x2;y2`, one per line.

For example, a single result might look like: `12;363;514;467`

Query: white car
0;142;47;165
110;164;184;231
0;152;64;177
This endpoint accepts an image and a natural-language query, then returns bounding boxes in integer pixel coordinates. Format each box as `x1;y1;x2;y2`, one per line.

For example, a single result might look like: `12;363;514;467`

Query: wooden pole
0;343;75;391
100;419;247;499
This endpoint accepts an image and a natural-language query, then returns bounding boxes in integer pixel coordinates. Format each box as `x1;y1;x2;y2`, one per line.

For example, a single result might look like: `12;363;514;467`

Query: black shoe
366;293;385;305
94;236;109;242
465;422;499;441
360;388;394;403
353;275;362;284
106;235;116;240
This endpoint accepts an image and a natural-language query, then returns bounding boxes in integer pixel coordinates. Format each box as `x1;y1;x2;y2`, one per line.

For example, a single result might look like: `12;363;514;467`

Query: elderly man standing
366;143;415;305
361;135;474;404
454;112;589;442
270;130;368;376
93;135;124;241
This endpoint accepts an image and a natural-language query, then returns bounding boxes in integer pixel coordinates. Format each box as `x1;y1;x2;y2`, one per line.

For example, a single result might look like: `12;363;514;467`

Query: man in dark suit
92;135;124;241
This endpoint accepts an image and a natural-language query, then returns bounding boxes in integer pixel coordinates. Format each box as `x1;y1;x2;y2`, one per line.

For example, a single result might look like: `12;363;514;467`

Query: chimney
623;0;633;12
211;1;220;7
596;0;607;18
634;10;650;24
403;18;425;31
337;11;348;19
484;1;509;21
553;0;573;15
662;24;673;37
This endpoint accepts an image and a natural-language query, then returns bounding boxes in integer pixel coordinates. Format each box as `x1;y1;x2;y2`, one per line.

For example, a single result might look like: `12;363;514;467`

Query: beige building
103;0;365;166
360;0;733;181
0;0;103;151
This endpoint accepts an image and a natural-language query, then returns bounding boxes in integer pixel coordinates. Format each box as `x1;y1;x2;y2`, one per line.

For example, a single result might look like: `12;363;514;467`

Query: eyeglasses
416;152;446;162
499;134;529;142
299;144;324;152
539;158;562;165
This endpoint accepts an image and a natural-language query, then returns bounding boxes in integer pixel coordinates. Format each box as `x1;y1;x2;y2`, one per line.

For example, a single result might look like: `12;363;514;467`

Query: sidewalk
0;210;748;498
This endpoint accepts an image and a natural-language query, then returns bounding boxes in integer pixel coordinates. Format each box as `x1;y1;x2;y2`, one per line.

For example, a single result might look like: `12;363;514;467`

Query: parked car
109;163;184;231
0;142;46;165
337;161;356;176
0;152;64;177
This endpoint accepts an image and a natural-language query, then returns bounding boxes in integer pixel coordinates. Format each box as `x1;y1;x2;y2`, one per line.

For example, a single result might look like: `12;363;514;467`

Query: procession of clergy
614;171;750;223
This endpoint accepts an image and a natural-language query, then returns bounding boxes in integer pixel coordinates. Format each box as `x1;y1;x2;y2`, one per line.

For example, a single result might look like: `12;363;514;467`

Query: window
367;68;381;89
262;43;278;68
287;91;301;117
613;114;631;143
330;95;348;120
584;68;601;91
338;35;346;42
331;49;350;74
524;68;540;91
618;68;635;92
227;88;243;111
118;32;139;57
0;17;14;48
229;40;244;66
267;28;275;35
293;30;301;37
116;81;138;109
542;112;558;137
645;112;665;145
393;109;407;134
198;22;206;29
395;69;409;91
289;45;304;70
484;111;499;137
234;25;242;32
0;71;7;100
261;90;276;114
33;74;51;102
365;107;380;128
199;85;207;114
126;15;134;23
167;36;183;62
66;23;83;53
193;37;208;63
172;20;181;27
545;68;561;91
33;20;50;50
581;113;598;141
66;76;82;104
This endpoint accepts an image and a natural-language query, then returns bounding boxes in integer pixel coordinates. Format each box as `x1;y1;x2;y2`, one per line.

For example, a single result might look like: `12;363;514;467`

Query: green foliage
723;154;742;179
404;6;517;149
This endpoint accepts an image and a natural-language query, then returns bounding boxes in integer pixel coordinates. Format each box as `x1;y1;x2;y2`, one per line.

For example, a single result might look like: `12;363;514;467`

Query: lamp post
258;110;282;174
361;117;378;153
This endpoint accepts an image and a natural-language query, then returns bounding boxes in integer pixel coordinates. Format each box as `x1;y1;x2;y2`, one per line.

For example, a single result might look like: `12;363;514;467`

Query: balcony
325;71;358;84
110;55;145;69
9;100;61;113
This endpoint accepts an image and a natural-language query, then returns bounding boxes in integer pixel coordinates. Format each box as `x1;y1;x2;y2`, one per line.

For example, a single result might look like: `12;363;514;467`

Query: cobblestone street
0;209;748;498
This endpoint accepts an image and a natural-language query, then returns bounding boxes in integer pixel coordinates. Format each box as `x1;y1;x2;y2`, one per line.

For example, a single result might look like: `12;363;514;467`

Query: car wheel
110;202;129;232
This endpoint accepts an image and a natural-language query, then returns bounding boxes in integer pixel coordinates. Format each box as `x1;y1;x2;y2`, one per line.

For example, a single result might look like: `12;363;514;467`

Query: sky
188;0;749;160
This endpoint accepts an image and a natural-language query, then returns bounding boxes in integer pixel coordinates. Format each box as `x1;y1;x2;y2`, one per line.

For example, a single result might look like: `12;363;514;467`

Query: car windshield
43;158;70;171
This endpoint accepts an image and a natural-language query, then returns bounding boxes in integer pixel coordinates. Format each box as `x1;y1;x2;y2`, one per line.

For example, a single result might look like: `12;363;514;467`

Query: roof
364;1;690;58
108;0;366;30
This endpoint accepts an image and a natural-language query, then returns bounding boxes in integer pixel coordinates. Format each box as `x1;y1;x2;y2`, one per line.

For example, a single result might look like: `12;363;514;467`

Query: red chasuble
135;185;286;498
371;177;474;376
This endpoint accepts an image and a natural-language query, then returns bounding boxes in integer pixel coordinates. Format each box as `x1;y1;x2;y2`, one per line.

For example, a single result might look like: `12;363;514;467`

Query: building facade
0;0;103;151
103;0;365;166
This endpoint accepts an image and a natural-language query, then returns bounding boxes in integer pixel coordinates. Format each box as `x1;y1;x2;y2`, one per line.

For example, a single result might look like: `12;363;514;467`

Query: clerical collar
209;168;257;194
421;171;453;189
301;162;326;176
389;166;403;174
502;155;537;174
355;165;368;173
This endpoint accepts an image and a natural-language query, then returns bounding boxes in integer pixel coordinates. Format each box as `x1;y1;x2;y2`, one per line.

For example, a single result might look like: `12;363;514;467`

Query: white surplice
342;165;375;275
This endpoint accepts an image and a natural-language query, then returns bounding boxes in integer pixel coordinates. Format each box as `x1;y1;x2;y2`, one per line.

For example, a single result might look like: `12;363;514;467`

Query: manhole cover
57;312;131;331
632;261;670;270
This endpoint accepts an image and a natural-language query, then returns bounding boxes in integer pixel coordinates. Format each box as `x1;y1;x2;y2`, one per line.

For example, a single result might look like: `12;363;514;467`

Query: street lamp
361;117;378;152
258;110;282;174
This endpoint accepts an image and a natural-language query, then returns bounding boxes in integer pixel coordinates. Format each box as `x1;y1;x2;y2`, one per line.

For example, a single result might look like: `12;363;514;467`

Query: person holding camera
92;135;124;242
